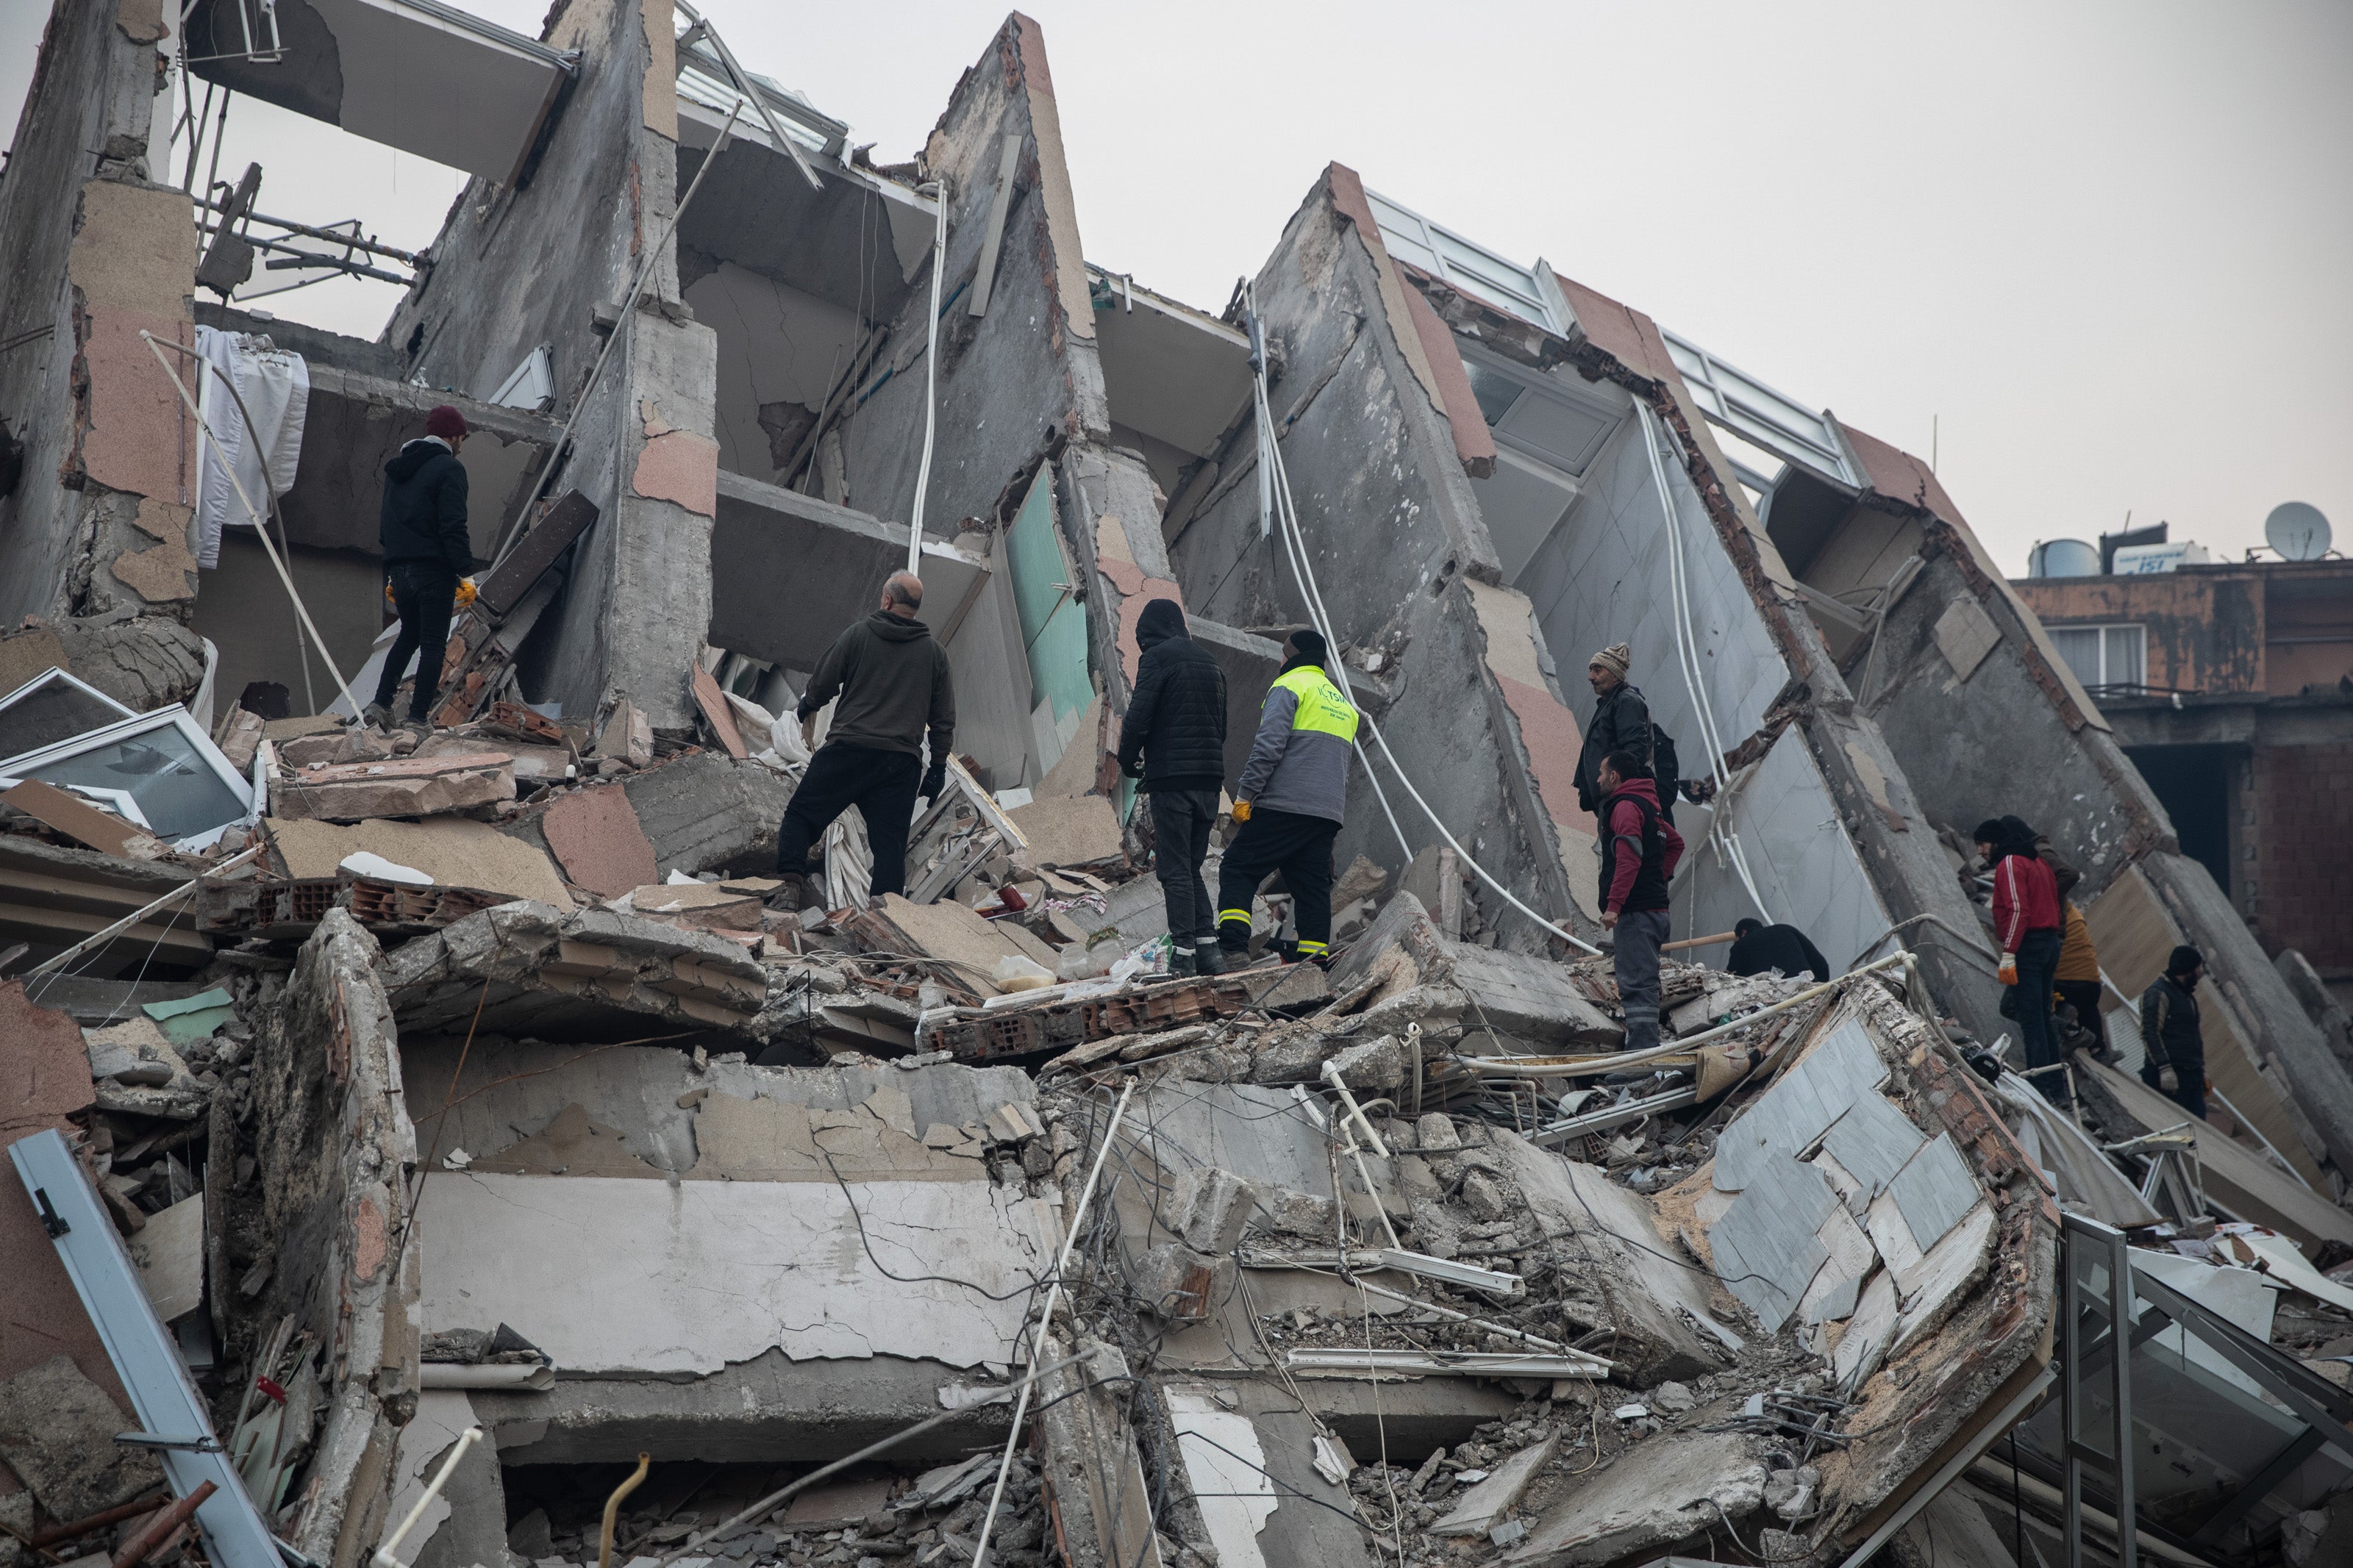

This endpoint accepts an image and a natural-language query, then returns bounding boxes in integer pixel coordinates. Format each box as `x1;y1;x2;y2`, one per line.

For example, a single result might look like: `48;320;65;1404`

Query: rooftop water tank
2028;539;2100;578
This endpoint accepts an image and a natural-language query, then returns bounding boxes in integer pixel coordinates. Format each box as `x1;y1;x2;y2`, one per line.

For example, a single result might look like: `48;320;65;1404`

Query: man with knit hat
1217;628;1357;964
1574;642;1671;827
2139;945;2208;1118
368;405;477;728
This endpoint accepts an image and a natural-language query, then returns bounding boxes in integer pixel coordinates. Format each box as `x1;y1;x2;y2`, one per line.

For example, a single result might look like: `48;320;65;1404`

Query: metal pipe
110;1483;215;1568
597;1453;650;1568
194;198;423;263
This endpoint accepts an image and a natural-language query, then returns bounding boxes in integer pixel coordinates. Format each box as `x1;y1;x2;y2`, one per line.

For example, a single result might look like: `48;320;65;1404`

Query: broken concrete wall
0;0;184;625
1837;451;2353;1181
1164;168;1588;945
835;16;1096;543
1390;259;2004;1039
0;0;213;718
401;1038;1049;1464
238;909;418;1568
382;0;715;729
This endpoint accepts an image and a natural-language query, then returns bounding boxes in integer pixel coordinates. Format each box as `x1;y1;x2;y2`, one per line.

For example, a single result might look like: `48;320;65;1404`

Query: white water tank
2027;539;2099;577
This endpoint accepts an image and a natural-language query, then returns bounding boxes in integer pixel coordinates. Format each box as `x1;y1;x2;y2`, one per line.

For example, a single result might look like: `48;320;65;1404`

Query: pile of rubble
10;659;2353;1568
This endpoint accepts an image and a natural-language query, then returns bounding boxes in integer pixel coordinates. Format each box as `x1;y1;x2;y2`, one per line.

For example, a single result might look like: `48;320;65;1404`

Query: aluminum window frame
0;665;140;723
0;704;255;851
2047;623;2149;692
1660;330;1857;487
1363;189;1559;331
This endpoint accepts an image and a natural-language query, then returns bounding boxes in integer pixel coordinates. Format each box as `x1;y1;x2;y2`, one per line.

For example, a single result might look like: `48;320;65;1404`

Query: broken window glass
0;707;251;845
0;667;138;758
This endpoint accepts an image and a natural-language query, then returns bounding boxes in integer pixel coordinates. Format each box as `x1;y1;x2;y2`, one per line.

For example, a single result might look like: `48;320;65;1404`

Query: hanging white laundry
193;326;310;569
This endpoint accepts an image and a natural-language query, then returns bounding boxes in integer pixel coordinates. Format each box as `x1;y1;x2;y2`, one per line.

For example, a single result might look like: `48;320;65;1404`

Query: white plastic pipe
373;1427;482;1568
907;182;948;575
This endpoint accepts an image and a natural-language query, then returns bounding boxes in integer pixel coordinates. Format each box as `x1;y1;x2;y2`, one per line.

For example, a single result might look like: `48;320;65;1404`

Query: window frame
0;703;256;850
2046;622;2149;692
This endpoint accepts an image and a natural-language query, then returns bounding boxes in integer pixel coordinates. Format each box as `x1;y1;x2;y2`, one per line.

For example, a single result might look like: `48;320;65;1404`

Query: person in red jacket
1977;815;2065;1101
1598;751;1685;1052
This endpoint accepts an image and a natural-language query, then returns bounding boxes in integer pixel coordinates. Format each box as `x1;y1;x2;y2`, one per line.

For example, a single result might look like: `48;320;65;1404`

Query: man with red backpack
1597;750;1685;1053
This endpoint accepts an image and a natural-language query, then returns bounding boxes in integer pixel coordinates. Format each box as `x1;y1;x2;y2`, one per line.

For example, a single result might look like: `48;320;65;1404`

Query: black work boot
1193;939;1227;977
764;873;810;914
1169;946;1199;978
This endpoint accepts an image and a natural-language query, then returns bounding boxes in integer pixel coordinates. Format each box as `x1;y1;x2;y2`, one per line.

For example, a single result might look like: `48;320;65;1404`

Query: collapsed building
3;4;2353;1568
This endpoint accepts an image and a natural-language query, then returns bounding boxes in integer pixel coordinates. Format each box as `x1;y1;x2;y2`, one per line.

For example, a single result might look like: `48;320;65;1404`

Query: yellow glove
454;576;479;606
1230;800;1252;823
384;579;397;607
1996;959;2018;987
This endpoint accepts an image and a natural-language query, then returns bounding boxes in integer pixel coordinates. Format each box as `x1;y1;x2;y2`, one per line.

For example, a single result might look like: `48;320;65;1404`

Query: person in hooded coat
770;571;955;910
1117;599;1229;975
368;404;476;727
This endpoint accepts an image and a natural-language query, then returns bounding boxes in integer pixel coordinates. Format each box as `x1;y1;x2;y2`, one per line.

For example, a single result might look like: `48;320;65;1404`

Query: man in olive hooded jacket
771;572;954;909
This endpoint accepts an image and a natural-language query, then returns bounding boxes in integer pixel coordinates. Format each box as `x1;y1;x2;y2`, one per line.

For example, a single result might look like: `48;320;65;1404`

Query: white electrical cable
906;182;947;574
1634;404;1774;920
1239;287;1599;956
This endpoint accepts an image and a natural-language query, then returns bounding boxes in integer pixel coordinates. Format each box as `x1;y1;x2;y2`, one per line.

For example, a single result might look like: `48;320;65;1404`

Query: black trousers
2055;978;2107;1057
2141;1047;2208;1119
1216;807;1338;956
2010;928;2066;1103
374;560;457;722
1149;787;1219;943
776;742;921;898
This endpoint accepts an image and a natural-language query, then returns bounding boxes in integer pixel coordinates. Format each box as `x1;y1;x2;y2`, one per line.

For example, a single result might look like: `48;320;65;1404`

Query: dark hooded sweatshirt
1117;598;1227;790
799;609;955;762
379;437;474;574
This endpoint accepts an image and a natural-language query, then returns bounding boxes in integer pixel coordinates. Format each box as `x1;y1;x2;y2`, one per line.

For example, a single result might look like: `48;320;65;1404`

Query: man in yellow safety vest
1215;629;1357;965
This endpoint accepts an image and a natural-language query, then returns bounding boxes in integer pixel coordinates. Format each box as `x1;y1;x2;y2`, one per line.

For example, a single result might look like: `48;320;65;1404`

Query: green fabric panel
1005;467;1090;726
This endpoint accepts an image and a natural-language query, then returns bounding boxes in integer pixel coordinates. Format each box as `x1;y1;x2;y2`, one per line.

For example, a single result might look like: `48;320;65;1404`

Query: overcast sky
5;0;2347;572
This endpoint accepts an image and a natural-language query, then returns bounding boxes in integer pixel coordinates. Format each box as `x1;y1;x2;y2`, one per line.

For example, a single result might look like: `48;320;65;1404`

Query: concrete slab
538;786;659;899
404;1040;1035;1181
415;1171;1055;1375
380;901;769;1042
1501;1430;1767;1568
469;1347;1015;1466
268;815;574;908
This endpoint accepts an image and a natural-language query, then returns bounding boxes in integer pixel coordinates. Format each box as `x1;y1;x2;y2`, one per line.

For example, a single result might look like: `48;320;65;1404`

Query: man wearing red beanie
367;405;476;728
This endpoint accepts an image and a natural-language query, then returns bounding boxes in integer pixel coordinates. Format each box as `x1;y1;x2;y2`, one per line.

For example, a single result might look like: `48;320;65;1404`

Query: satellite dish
2266;501;2332;562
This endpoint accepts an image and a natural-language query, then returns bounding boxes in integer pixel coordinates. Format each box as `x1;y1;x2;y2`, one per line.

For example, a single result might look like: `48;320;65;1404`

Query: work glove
2158;1065;2179;1094
1121;754;1145;780
920;764;946;803
454;576;479;606
384;579;397;607
1229;799;1252;823
1996;959;2018;987
800;713;819;751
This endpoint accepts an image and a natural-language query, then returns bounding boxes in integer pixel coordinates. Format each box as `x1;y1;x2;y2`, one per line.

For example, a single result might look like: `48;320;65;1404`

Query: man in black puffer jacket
1118;598;1228;975
368;405;476;728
